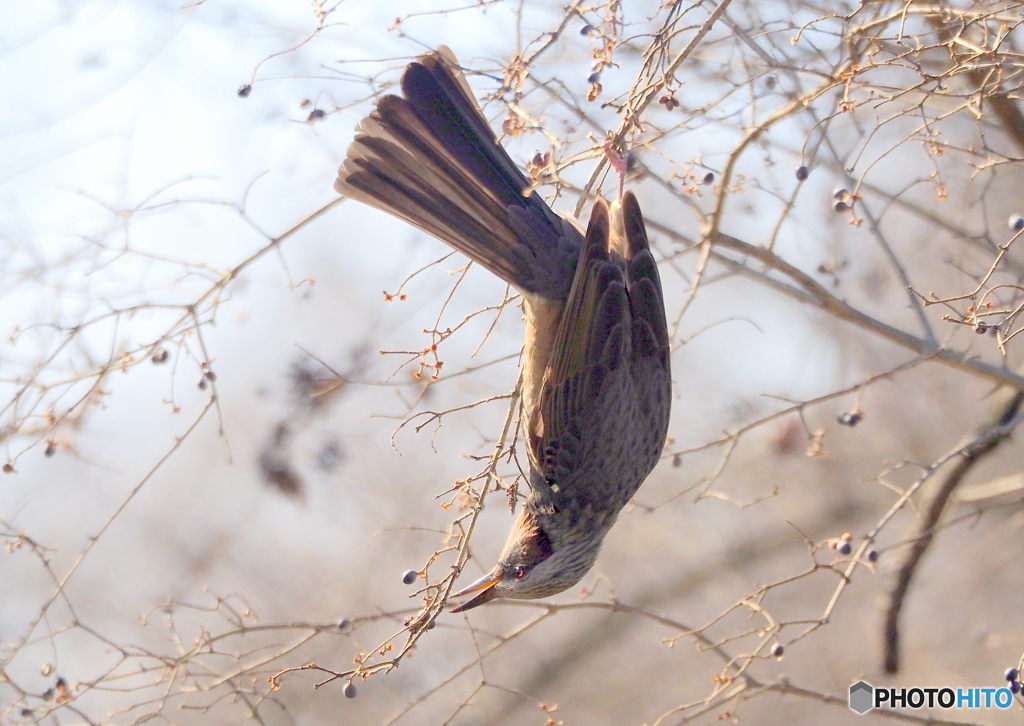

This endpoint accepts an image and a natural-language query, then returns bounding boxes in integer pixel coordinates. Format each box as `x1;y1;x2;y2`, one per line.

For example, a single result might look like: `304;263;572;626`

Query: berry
237;84;252;98
833;187;849;200
795;165;809;181
402;570;418;585
344;682;357;698
837;411;862;426
1011;681;1021;694
838;541;852;555
975;323;988;334
580;23;594;35
44;442;56;457
587;72;601;85
701;172;715;185
337;618;350;630
771;643;784;657
1009;214;1024;231
1005;667;1018;682
151;348;169;364
834;200;849;213
867;550;878;563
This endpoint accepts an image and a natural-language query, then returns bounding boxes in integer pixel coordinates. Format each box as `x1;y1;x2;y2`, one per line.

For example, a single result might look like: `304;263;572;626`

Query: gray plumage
335;47;671;611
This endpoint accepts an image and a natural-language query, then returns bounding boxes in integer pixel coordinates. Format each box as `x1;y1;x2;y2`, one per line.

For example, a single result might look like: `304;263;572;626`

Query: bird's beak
449;571;501;612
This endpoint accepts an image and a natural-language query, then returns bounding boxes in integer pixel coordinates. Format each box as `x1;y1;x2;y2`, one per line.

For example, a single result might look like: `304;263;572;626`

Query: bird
335;47;671;611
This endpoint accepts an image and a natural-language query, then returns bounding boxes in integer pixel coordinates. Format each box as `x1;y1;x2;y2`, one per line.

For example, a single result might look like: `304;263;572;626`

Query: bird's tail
335;47;580;300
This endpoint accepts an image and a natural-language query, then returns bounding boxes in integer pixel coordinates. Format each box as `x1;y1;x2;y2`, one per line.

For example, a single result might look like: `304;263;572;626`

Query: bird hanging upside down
335;47;671;611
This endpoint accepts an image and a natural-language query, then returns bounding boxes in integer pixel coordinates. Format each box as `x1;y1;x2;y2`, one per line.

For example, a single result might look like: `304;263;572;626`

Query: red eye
514;565;527;579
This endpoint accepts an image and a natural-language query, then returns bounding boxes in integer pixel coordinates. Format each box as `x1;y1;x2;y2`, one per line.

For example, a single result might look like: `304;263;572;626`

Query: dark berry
44;442;57;457
975;323;988;334
1011;681;1021;693
344;682;357;698
337;618;350;630
837;412;862;426
795;165;809;181
833;187;849;200
834;200;849;213
307;109;325;122
580;23;593;35
771;643;784;657
237;84;252;98
701;172;715;185
587;72;601;84
838;541;852;555
1006;667;1018;681
198;377;208;390
1009;214;1024;231
867;550;878;563
151;347;169;364
402;570;417;585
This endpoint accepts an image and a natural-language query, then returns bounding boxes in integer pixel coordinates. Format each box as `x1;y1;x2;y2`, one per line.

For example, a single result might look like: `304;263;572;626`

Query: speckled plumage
335;47;671;610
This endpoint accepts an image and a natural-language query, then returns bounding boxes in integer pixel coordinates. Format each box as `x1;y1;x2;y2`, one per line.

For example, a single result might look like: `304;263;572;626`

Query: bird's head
449;508;603;612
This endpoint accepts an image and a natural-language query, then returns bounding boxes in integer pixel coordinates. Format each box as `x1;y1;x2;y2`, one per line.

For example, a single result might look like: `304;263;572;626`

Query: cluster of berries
1005;667;1023;694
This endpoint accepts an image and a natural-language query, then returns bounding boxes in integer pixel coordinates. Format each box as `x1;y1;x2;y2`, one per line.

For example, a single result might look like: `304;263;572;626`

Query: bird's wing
528;193;670;508
620;192;671;380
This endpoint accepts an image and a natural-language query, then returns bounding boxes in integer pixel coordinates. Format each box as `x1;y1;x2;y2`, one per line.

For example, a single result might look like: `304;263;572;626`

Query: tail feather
335;46;580;300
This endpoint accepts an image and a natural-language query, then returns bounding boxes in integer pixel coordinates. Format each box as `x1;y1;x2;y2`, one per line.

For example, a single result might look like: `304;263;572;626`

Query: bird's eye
514;565;527;579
